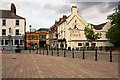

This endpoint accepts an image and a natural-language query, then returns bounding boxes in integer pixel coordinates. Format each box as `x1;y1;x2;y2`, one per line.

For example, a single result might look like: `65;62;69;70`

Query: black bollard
47;48;48;55
110;49;112;62
36;48;38;54
72;50;74;58
64;48;66;57
43;48;44;55
39;49;41;54
83;48;85;59
57;48;59;56
95;48;98;61
52;48;53;56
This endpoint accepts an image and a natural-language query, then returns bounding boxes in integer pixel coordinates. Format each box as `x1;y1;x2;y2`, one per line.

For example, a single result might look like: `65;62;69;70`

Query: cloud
1;1;118;31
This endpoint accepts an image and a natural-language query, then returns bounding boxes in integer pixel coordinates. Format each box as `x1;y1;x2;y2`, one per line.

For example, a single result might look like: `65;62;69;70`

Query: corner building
0;3;26;50
49;6;113;50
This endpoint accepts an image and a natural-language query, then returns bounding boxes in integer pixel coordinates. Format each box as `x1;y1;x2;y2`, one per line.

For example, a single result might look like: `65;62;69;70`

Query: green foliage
106;25;120;46
84;26;101;41
106;5;120;46
107;6;120;25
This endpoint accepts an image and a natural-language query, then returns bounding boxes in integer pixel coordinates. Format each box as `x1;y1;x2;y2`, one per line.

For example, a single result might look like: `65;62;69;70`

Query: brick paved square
1;50;118;79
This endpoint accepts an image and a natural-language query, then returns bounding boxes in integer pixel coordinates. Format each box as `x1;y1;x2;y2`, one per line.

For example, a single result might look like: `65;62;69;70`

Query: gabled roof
94;22;107;30
0;10;25;19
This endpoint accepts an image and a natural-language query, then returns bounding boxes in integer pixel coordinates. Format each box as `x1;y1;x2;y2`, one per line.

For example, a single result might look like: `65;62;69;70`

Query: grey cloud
107;2;118;9
42;3;71;14
100;2;118;13
56;5;71;14
76;2;106;13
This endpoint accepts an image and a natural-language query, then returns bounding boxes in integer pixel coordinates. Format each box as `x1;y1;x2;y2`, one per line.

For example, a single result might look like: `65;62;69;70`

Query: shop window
1;40;4;45
41;35;46;39
86;43;89;46
78;43;82;46
5;40;9;45
92;43;96;46
32;35;34;40
15;40;19;45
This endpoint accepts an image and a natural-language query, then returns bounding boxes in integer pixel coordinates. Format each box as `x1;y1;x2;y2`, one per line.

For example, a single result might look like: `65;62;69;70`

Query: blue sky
0;0;119;31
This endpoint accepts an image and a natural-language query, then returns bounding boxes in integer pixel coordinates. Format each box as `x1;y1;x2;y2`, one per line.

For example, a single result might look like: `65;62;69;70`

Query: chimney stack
11;3;16;15
71;6;78;14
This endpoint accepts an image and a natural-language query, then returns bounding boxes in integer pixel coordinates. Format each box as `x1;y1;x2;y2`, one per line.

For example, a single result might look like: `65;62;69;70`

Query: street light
8;34;11;50
29;25;32;32
68;27;72;51
29;25;32;52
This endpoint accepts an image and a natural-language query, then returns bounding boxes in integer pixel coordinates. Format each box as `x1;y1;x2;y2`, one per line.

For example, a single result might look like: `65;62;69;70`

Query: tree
106;5;120;47
84;25;101;46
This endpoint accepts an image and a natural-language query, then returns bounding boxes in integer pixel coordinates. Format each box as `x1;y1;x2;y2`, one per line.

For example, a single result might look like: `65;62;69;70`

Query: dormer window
16;20;19;26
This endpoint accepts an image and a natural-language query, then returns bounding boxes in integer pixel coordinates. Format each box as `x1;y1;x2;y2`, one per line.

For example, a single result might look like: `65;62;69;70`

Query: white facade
0;18;26;50
0;4;26;50
56;6;113;50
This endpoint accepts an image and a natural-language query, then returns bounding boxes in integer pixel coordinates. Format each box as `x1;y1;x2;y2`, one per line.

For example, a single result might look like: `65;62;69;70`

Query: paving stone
2;51;118;78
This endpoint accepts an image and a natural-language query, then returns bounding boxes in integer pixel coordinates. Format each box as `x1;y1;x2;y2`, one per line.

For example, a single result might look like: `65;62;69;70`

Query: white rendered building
0;3;26;50
49;6;113;50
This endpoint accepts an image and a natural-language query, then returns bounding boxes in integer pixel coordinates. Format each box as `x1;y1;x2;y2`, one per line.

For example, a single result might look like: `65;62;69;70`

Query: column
19;39;20;45
3;39;5;46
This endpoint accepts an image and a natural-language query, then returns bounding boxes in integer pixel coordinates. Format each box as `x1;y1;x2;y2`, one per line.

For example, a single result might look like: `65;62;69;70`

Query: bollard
72;50;74;58
57;48;59;56
110;49;112;62
52;48;53;56
43;48;44;55
83;48;85;59
47;48;48;55
39;49;41;54
95;49;97;61
36;48;38;54
64;49;66;57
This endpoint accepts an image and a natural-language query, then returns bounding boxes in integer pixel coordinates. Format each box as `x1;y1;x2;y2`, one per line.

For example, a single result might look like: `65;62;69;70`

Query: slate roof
94;22;107;30
37;28;49;32
0;10;25;19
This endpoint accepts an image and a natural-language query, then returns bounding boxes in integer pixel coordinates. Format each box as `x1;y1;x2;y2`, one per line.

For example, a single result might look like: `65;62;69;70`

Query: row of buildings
0;3;113;50
0;3;49;50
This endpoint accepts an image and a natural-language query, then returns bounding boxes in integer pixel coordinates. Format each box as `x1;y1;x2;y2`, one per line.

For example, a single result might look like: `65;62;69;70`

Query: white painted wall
0;18;25;36
56;7;113;49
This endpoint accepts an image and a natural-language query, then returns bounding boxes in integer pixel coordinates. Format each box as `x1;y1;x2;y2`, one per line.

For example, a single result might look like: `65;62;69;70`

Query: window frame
15;29;19;35
16;20;19;26
78;43;82;46
2;29;6;36
2;19;6;26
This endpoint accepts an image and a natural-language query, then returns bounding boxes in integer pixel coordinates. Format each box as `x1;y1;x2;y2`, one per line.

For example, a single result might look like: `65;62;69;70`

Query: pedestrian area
1;51;119;79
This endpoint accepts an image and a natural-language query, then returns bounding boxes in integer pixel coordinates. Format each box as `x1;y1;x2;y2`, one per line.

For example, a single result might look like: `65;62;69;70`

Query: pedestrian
0;49;3;56
72;46;74;51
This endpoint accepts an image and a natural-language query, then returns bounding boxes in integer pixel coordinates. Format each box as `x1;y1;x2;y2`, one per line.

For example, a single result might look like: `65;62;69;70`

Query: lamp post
8;34;11;50
68;27;72;51
29;25;32;52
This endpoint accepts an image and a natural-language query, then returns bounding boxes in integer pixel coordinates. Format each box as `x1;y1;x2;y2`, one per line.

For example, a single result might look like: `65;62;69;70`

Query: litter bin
15;44;21;53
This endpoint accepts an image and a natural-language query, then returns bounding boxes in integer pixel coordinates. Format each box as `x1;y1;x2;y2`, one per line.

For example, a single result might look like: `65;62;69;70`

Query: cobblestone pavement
2;50;118;79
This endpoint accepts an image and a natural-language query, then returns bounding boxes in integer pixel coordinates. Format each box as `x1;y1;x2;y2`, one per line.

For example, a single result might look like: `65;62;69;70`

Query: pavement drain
11;58;16;59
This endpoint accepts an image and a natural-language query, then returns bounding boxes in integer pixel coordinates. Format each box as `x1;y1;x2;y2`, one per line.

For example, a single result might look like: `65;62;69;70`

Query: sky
0;0;119;32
